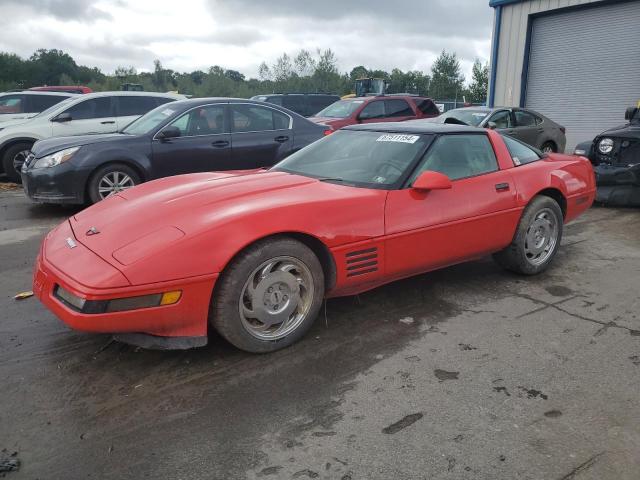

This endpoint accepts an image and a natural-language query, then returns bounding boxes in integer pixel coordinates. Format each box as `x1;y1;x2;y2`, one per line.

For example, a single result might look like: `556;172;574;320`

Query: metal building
488;0;640;151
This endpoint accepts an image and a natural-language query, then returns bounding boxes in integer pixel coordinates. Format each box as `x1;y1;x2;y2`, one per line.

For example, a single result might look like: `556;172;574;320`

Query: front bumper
21;160;90;204
34;230;218;343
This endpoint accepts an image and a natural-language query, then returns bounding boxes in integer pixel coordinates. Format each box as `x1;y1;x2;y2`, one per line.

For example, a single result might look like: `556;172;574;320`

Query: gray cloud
2;0;114;21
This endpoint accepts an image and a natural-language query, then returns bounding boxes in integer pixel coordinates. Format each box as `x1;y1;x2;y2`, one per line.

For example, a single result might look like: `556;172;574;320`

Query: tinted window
308;95;337;115
502;135;541;165
488;110;512;128
384;99;413;117
0;94;24;113
64;97;112;120
514;110;536;127
266;96;283;106
25;95;67;113
282;96;305;114
117;96;162;117
155;97;174;108
359;101;385;120
168;105;226;136
411;134;498;182
231;104;289;132
415;98;440;116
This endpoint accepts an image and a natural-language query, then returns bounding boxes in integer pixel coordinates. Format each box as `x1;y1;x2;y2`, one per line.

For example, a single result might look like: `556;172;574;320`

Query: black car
21;98;329;205
574;105;640;206
250;93;341;117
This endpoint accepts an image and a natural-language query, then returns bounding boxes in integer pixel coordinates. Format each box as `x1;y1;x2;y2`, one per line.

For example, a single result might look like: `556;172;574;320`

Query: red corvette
33;123;595;352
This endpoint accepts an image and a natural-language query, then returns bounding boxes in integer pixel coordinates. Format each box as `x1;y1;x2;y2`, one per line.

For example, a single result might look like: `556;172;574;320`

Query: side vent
345;247;378;277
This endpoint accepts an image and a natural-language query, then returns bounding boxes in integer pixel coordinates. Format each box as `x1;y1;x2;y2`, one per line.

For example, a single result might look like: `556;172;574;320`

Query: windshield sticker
161;108;175;116
512;156;521;166
376;134;419;144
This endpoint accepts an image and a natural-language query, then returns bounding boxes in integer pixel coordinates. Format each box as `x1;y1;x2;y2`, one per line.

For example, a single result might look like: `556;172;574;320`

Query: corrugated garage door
525;1;640;152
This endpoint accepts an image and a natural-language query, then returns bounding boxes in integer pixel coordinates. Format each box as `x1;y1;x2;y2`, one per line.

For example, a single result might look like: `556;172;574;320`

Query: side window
359;101;385;120
282;96;305;114
266;96;283;106
514;110;537;127
64;97;112;120
534;115;544;126
384;99;414;117
155;97;174;107
25;95;67;113
231;104;286;132
167;105;226;136
415;98;440;115
308;96;335;115
502;135;541;165
411;134;498;182
117;96;160;117
0;94;24;113
488;110;512;128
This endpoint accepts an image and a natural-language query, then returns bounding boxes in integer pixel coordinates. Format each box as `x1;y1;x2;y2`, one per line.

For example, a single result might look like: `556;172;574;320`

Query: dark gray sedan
434;107;566;154
21;98;329;205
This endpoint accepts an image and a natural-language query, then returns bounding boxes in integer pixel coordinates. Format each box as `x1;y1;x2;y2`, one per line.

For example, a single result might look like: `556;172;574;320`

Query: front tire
493;195;563;275
2;142;32;183
87;163;140;204
211;237;325;353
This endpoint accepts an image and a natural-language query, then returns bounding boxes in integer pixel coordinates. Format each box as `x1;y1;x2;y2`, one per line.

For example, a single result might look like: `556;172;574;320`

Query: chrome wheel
12;149;30;172
239;256;314;340
98;171;135;199
524;208;559;266
541;144;555;154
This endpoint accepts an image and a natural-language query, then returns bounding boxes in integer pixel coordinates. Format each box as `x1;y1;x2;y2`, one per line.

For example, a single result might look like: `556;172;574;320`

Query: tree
293;49;316;77
430;50;465;100
224;69;245;82
468;59;489;104
349;65;369;81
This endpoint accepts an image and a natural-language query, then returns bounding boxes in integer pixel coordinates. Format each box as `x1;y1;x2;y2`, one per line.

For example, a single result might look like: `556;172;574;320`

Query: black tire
87;163;141;204
540;141;557;154
211;237;325;353
493;195;563;275
2;142;32;183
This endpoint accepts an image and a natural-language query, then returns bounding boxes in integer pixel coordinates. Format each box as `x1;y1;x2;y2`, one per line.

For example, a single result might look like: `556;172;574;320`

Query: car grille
345;247;378;277
594;137;640;166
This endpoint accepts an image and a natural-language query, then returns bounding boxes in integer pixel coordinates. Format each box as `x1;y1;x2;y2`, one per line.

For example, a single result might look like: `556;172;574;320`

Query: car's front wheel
211;237;325;353
87;163;140;204
493;195;563;275
2;142;32;183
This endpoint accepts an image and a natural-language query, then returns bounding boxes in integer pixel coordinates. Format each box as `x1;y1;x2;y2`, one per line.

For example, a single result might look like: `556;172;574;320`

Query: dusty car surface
33;123;595;353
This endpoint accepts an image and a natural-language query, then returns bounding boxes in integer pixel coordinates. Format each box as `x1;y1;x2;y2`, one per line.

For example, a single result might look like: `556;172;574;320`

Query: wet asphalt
1;181;639;480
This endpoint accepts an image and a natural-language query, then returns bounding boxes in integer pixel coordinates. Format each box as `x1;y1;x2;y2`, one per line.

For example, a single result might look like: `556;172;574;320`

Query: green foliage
430;50;465;100
468;59;489;104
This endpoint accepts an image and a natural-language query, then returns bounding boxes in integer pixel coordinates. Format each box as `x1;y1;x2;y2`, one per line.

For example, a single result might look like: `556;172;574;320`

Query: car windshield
34;97;74;118
272;129;431;188
315;99;365;118
440;109;489;126
122;104;179;135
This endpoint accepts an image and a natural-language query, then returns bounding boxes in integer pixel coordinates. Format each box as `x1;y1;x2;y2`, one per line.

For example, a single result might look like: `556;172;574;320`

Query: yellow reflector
160;290;182;305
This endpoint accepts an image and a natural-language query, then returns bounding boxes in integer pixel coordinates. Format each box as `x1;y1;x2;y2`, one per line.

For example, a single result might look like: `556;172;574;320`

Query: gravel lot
1;184;639;480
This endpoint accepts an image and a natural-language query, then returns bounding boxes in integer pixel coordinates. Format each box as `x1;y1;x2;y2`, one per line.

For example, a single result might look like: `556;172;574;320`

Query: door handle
274;135;289;143
100;120;116;124
495;182;510;192
211;140;229;148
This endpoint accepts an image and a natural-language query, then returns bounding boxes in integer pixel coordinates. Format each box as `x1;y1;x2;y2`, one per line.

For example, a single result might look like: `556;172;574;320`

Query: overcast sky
0;0;494;80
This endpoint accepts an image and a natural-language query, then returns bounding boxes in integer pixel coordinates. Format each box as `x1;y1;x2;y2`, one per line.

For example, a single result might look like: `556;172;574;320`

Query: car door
384;133;520;278
383;99;417;122
485;109;516;138
229;103;294;168
512;109;541;148
51;96;117;136
115;95;171;130
151;103;232;178
356;100;386;124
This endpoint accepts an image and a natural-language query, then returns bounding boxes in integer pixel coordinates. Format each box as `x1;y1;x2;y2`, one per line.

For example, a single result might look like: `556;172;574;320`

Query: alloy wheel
98;171;135;199
523;208;559;266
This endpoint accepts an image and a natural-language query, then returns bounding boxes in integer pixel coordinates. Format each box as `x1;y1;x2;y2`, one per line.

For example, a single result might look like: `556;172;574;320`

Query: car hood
32;133;137;157
68;170;386;284
598;122;640;139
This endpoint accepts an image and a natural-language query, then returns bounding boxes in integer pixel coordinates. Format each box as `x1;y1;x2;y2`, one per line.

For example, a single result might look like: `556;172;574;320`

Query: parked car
434;107;566;153
21;98;330;204
308;95;440;130
573;105;640;206
32;122;595;352
0;91;183;182
250;93;340;117
0;91;77;124
29;86;93;94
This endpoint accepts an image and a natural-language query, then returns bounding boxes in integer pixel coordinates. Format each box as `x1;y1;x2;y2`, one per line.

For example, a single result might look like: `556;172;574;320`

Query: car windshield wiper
317;177;346;182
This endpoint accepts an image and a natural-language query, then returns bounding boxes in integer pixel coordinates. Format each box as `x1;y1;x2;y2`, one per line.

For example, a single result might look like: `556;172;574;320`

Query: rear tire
493;195;563;275
87;163;140;204
2;142;32;183
211;237;325;353
540;141;556;154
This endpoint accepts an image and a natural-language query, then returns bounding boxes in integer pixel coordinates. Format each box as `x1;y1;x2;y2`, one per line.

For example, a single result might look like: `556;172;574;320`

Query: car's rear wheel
540;141;556;154
2;142;32;183
493;195;563;275
88;163;140;204
211;237;324;353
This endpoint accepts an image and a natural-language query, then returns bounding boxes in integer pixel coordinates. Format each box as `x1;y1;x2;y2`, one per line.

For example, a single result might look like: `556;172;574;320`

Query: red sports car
33;123;595;352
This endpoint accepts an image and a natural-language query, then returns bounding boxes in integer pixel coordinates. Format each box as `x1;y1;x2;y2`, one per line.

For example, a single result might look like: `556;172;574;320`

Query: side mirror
412;171;452;191
487;121;497;130
157;126;181;140
52;112;72;123
624;106;637;121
